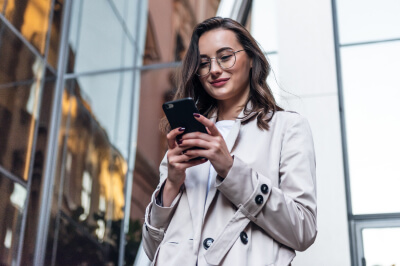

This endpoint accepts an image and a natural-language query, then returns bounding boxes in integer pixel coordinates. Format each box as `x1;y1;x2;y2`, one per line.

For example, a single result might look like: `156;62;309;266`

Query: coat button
203;238;214;250
255;195;264;205
261;184;269;194
240;231;248;244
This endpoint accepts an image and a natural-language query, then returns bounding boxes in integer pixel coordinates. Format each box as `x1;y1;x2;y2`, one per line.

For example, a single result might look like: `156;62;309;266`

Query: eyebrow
199;47;234;57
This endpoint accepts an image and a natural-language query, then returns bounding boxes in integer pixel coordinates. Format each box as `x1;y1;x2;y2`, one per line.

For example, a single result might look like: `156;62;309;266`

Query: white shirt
205;120;235;200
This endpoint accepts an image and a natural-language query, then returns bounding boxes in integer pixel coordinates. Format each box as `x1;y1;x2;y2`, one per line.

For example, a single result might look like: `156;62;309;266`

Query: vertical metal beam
117;0;148;264
33;0;72;265
330;0;357;265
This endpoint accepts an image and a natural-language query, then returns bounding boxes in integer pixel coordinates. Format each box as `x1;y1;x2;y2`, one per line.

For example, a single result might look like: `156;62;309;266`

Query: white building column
275;0;351;265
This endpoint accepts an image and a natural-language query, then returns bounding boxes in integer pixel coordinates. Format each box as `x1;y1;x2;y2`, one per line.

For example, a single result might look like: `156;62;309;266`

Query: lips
210;78;230;87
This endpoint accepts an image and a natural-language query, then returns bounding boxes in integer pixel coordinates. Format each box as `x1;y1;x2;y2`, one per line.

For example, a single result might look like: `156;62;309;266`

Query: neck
217;89;249;121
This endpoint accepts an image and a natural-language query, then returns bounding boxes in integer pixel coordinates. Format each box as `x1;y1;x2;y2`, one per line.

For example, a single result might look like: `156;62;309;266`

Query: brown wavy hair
160;17;283;133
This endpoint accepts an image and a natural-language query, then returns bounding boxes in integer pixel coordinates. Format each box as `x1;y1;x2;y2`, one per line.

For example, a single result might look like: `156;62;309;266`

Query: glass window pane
46;0;65;69
362;227;400;266
251;0;278;53
0;174;27;265
68;72;134;158
47;81;128;264
0;82;42;181
0;20;44;84
2;0;52;54
341;41;400;214
336;0;400;44
68;0;138;73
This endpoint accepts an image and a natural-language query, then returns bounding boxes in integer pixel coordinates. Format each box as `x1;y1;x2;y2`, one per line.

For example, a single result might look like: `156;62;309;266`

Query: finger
168;152;195;164
193;113;220;136
179;158;208;168
167;127;185;148
182;149;209;160
178;139;212;150
181;131;214;141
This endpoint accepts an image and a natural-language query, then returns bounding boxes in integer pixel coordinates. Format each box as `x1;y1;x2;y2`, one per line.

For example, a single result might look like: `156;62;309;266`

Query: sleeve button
261;184;269;194
255;195;264;205
240;231;248;244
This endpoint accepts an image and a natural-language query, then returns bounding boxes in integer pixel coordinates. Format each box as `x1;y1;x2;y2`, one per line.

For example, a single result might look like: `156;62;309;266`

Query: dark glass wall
0;0;221;265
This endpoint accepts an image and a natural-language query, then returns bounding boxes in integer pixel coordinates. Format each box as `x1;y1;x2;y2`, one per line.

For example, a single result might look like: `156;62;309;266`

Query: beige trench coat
142;110;317;266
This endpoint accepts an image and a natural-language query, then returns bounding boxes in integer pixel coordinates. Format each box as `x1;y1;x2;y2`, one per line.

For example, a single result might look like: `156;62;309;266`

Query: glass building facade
0;0;221;265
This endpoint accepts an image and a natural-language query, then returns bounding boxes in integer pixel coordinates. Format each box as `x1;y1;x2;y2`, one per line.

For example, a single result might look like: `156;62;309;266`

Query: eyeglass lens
197;50;237;76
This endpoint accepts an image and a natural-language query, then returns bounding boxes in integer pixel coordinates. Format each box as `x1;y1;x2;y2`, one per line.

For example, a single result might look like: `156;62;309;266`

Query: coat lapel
203;113;243;218
185;105;254;243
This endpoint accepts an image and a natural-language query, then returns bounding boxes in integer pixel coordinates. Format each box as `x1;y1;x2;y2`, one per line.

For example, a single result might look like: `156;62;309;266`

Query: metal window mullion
340;37;400;48
49;81;75;266
32;0;73;265
117;0;148;265
0;166;27;187
331;0;357;265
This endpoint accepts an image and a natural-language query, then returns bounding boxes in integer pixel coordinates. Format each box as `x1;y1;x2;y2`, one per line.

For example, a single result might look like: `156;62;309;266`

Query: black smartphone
162;97;208;135
162;98;208;161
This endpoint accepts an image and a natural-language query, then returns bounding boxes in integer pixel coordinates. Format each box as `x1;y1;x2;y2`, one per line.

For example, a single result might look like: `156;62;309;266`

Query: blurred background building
0;0;399;265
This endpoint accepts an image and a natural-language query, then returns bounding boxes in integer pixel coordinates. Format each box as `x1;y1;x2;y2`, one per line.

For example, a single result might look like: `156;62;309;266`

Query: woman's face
197;28;252;106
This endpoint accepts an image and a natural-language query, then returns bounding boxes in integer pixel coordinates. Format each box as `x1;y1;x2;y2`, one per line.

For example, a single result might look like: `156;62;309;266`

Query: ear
250;58;253;68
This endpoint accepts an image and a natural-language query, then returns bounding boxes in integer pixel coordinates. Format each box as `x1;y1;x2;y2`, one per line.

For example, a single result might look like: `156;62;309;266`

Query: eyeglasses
196;49;245;77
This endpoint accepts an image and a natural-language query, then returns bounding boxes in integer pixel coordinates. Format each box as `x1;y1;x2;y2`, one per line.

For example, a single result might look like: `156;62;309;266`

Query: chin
207;89;232;100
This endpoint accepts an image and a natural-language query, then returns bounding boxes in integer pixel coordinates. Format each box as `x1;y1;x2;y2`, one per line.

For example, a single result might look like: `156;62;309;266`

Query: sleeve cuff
147;182;183;229
215;156;272;217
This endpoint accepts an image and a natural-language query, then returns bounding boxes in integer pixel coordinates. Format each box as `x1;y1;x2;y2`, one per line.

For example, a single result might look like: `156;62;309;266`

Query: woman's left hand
178;113;233;178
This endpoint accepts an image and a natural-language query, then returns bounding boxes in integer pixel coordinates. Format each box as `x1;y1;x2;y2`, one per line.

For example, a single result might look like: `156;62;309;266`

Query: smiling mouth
210;78;230;86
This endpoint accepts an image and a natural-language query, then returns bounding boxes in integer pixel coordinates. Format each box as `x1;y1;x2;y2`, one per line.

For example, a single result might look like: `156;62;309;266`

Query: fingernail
193;113;200;118
177;139;182;145
179;127;185;132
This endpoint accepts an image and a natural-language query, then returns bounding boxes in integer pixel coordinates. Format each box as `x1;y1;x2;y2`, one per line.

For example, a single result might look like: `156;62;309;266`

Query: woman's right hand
162;127;207;206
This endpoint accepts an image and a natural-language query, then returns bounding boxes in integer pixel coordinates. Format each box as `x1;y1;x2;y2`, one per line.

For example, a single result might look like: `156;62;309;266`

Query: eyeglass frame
195;49;245;77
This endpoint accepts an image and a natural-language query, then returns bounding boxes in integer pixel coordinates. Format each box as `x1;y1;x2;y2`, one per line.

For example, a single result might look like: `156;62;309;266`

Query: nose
209;58;223;75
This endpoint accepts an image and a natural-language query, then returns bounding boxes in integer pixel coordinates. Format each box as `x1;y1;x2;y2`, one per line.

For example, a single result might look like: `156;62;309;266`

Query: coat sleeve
142;153;183;261
215;115;317;251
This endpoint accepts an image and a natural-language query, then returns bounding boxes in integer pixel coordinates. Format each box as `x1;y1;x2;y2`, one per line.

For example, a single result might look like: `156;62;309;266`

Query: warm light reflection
60;85;127;242
3;0;52;54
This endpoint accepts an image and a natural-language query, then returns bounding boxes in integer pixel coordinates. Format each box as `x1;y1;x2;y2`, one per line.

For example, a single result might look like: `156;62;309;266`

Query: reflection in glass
0;20;44;84
1;0;52;54
336;0;400;44
70;71;134;159
362;227;400;266
47;82;128;264
341;41;400;214
68;0;137;73
46;0;64;69
0;81;42;181
0;174;27;265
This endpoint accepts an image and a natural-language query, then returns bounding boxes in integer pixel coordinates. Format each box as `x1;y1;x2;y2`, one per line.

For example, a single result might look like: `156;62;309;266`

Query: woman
142;17;317;266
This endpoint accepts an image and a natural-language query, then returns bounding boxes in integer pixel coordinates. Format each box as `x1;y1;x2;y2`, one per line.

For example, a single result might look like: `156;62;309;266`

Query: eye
199;61;210;68
218;53;233;62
